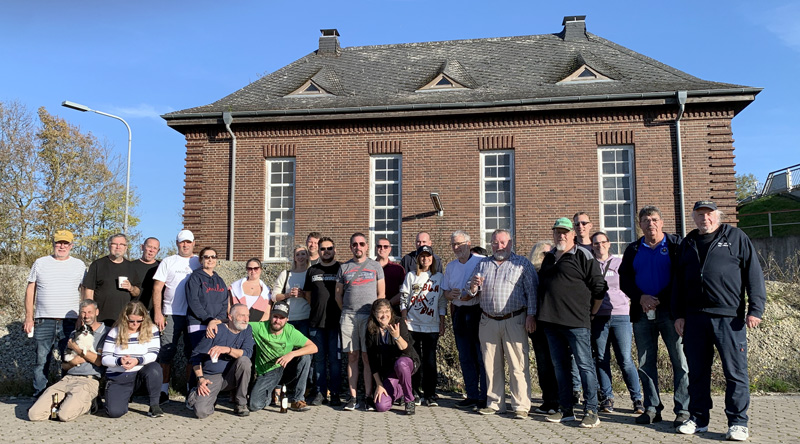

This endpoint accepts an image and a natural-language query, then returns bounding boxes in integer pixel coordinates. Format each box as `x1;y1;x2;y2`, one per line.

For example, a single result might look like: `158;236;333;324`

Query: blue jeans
33;318;75;394
632;309;689;414
683;313;749;427
248;354;311;411
591;315;642;402
543;323;598;412
452;305;487;401
309;327;342;397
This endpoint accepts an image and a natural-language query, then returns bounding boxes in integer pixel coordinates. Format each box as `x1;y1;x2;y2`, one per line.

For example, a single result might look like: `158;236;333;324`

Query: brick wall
177;103;739;261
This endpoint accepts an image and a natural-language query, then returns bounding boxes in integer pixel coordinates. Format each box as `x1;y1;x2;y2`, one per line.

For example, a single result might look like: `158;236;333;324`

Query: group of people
23;200;765;441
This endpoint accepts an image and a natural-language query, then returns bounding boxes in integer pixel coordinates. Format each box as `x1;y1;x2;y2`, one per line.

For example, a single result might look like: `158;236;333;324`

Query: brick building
163;16;760;262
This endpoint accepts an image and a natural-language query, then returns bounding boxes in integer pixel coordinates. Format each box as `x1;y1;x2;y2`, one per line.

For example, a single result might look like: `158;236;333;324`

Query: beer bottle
50;393;59;420
279;385;288;413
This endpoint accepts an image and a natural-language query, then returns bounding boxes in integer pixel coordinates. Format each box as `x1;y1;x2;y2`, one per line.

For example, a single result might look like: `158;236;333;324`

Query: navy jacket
618;233;682;323
186;269;229;328
672;224;766;320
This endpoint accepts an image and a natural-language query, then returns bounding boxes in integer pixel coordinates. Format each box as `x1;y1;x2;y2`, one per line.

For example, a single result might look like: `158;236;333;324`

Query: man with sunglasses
573;212;594;253
304;237;343;406
374;237;405;315
335;232;385;411
84;233;143;326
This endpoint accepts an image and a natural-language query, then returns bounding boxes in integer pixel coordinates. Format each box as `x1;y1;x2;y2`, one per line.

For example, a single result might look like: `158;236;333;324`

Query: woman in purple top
590;231;644;414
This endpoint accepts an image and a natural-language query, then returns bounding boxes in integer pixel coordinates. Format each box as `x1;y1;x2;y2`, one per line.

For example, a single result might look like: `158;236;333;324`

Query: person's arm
272;271;290;302
152;280;166;330
334;282;344;310
275;339;318;368
23;282;36;334
186;274;212;324
141;329;160;365
193;363;213;396
376;278;385;299
84;288;95;300
101;329;118;368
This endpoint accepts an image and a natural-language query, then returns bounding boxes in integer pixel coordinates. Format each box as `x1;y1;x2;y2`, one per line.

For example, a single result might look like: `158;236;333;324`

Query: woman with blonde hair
102;301;163;418
528;240;554;271
273;245;311;336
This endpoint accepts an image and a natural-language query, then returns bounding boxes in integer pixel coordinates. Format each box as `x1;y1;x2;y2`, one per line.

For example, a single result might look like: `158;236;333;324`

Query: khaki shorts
340;312;369;353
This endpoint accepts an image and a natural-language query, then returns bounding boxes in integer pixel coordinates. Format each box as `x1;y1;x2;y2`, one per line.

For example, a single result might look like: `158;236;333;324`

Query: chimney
318;29;341;56
561;16;587;42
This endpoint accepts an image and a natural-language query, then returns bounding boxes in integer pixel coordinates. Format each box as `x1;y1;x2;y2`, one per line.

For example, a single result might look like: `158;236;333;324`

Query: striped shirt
101;326;160;377
470;253;538;317
27;255;86;319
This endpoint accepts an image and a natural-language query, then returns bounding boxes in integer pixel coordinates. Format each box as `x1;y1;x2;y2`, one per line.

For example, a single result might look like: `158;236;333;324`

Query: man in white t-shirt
23;230;86;397
441;230;486;410
152;229;201;403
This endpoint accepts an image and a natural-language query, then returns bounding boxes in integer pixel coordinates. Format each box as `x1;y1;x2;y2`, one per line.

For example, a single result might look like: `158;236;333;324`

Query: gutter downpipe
675;91;688;237
223;112;236;260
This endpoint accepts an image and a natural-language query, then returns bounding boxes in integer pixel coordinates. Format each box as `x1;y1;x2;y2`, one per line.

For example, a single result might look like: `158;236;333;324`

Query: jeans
529;328;558;407
309;326;342;397
410;331;439;399
288;319;310;337
32;318;75;394
105;362;162;418
375;357;415;412
591;315;642;402
452;305;487;401
248;354;311;411
632;309;689;414
543;323;598;413
683;313;749;427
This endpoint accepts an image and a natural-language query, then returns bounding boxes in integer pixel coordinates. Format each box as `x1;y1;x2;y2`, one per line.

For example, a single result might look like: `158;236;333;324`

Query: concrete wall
752;235;800;275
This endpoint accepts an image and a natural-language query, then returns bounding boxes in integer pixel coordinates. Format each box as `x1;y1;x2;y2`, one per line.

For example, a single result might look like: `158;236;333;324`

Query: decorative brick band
478;135;514;150
596;130;634;146
263;144;296;158
368;140;402;154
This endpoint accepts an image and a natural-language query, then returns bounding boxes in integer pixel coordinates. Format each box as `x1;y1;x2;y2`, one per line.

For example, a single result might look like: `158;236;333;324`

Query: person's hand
276;352;295;368
290;287;300;298
206;319;221;338
120;279;132;292
746;315;762;328
374;385;388;403
640;294;660;312
23;319;34;334
154;313;166;331
439;320;446;336
197;377;212;396
208;345;230;359
526;315;536;333
388;322;401;339
674;318;685;337
470;275;484;293
67;338;82;353
120;356;137;370
445;289;460;302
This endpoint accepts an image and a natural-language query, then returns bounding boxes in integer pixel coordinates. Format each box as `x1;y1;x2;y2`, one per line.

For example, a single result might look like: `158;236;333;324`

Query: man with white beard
467;229;537;420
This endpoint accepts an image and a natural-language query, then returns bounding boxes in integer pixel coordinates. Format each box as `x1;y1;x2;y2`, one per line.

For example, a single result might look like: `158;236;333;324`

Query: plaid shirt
471;252;538;316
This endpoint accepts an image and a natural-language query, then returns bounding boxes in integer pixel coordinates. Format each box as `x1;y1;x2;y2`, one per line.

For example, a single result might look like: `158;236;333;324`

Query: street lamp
62;100;132;234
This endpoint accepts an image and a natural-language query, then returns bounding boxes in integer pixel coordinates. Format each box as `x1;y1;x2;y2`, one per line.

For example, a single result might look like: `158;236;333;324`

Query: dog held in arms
63;323;96;362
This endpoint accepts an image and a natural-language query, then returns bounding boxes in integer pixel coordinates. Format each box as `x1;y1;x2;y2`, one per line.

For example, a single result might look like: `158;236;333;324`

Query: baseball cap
54;230;74;243
272;301;290;318
693;200;717;211
176;229;194;243
416;245;434;256
552;217;574;231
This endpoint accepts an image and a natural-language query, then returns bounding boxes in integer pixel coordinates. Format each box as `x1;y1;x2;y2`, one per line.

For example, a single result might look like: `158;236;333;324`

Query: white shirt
27;255;86;319
441;254;484;307
152;254;201;316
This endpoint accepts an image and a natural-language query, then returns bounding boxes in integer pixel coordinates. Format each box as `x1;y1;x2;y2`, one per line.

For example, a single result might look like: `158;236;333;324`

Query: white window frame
480;150;515;248
597;145;636;255
369;155;402;259
264;158;295;262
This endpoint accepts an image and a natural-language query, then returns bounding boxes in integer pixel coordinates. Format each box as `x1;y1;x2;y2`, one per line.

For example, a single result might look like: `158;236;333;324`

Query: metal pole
89;110;132;234
768;212;773;237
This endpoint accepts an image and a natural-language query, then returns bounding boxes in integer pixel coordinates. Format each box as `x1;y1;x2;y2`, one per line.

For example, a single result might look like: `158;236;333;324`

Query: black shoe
308;392;324;406
457;398;478;409
534;403;558;415
673;413;691;428
405;401;416;415
600;398;614;413
343;398;357;411
365;398;376;411
633;399;645;414
424;396;439;407
329;395;342;407
159;392;169;405
235;404;250;417
148;405;164;418
635;409;662;424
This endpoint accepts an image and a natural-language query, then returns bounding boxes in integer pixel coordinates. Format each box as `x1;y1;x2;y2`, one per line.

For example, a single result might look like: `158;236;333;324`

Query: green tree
736;173;760;201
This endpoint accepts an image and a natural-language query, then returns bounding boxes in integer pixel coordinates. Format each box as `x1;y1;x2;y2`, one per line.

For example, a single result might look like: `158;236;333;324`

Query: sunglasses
246;266;261;271
127;319;143;324
576;221;591;226
351;242;367;247
319;246;334;252
376;245;391;249
202;255;217;259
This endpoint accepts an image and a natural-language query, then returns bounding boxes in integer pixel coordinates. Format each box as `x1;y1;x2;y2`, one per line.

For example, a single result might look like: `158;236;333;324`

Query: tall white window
480;151;514;246
598;146;635;255
370;155;402;258
265;158;295;261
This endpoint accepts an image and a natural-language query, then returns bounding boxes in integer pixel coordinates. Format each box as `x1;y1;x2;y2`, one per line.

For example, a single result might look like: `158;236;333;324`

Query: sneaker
676;419;709;435
477;407;497;415
600;398;614;413
290;400;310;412
534;404;557;415
365;399;376;411
457;399;478;409
329;395;342;407
580;410;600;428
545;409;576;423
148;405;164;418
343;398;357;411
159;391;170;405
632;400;645;414
185;388;197;411
726;425;749;441
309;392;324;406
235;404;250;417
635;409;662;424
405;401;416;415
673;412;691;428
514;410;528;420
424;397;439;407
414;396;422;406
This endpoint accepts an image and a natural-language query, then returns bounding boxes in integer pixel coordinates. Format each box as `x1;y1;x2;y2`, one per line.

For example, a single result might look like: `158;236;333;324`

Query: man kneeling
186;304;254;418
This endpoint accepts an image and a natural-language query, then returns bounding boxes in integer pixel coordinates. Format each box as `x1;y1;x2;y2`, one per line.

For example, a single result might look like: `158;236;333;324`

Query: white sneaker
676;419;709;435
726;425;749;441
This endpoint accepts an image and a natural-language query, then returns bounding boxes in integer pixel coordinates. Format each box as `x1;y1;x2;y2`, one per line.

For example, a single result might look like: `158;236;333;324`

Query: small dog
63;323;96;362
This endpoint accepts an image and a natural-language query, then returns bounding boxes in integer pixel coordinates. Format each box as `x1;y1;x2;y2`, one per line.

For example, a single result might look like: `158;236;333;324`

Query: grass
751;377;797;393
738;194;800;238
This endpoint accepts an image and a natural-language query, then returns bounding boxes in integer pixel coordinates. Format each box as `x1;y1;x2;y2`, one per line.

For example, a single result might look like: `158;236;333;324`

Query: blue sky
2;1;797;252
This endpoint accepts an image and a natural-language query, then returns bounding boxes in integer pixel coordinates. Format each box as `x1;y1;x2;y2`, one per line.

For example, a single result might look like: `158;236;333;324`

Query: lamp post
61;100;132;234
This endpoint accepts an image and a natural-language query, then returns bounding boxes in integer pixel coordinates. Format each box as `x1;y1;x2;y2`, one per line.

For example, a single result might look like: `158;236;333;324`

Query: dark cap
416;245;434;256
693;200;717;211
272;301;290;318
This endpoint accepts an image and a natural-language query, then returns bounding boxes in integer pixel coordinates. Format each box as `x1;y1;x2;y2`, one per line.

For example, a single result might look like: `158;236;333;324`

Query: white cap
176;229;194;243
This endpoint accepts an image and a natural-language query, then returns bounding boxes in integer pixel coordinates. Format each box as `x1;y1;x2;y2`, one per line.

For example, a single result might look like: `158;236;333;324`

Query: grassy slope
738;194;800;238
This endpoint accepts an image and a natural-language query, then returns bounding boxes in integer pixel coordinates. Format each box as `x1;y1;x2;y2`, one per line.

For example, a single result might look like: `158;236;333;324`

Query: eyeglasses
451;242;468;248
127;319;143;324
110;243;127;247
202;255;217;259
319;246;334;252
576;221;591;226
592;241;610;246
376;245;391;249
351;242;367;247
246;266;261;271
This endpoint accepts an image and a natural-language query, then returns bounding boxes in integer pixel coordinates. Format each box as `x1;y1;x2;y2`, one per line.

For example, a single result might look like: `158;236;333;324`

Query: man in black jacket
673;201;765;442
619;206;689;427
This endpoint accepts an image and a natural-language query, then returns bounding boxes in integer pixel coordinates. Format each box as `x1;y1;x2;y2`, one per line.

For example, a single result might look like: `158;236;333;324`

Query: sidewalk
4;393;798;443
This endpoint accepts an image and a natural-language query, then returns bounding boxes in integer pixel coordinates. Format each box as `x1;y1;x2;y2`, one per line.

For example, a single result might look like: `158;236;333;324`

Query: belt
482;307;526;321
